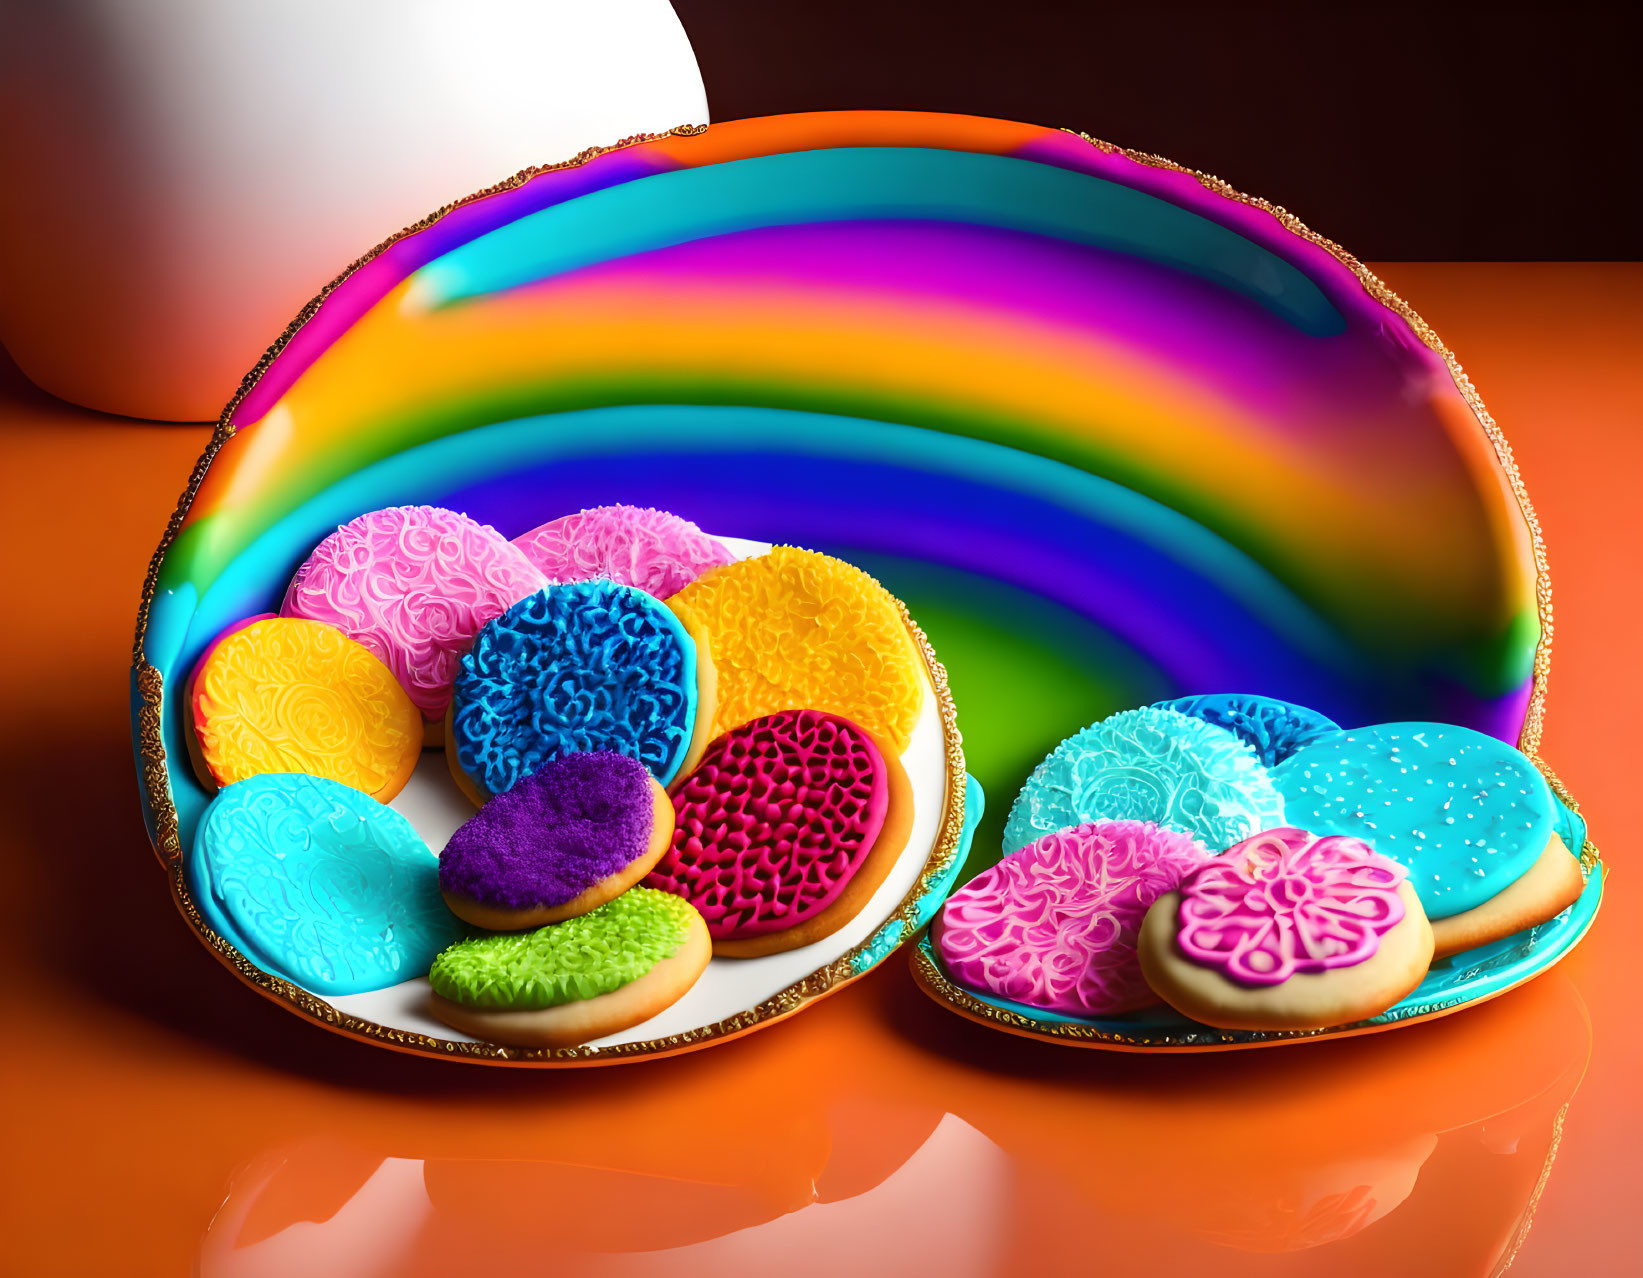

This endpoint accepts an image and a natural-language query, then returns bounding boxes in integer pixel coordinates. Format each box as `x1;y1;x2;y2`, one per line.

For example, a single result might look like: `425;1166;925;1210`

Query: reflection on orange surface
938;972;1588;1274
200;1115;1012;1277
185;968;1586;1278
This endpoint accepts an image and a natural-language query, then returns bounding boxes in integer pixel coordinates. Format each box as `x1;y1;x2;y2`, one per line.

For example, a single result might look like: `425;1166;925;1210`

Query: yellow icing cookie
190;616;422;801
665;546;924;753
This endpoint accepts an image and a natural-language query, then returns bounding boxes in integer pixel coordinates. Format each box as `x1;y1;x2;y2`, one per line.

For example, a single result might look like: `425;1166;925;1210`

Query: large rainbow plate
131;111;1598;1061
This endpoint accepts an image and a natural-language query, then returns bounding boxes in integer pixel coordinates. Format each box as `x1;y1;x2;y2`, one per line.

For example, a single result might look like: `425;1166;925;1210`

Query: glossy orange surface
0;263;1637;1276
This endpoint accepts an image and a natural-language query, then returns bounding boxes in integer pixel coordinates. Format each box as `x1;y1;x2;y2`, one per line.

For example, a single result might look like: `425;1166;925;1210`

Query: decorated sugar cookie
428;887;709;1048
189;615;422;800
190;773;465;994
182;611;275;788
645;709;914;957
1137;826;1434;1031
665;546;925;754
439;751;674;931
1004;706;1284;854
281;505;546;720
513;504;736;598
1154;693;1339;767
1273;722;1580;954
449;582;701;799
934;820;1209;1016
1423;829;1584;958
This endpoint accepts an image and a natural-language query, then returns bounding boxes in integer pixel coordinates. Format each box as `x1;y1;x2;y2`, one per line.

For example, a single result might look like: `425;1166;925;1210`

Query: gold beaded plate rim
131;115;1582;1063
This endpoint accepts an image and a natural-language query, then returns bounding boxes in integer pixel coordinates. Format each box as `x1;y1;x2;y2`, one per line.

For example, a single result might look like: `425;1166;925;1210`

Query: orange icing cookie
189;616;422;800
665;547;924;753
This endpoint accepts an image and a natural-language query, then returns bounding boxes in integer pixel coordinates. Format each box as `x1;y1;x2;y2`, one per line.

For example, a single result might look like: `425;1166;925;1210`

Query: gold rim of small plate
910;873;1602;1052
911;754;1603;1053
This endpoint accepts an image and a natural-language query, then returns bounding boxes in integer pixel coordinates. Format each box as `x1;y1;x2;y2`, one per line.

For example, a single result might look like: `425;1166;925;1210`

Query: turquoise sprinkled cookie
1004;706;1284;854
1153;693;1339;766
1274;722;1556;920
428;887;710;1048
449;581;700;798
189;773;466;994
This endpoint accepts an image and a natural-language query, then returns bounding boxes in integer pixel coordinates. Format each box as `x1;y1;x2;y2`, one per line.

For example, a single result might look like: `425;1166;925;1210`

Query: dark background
672;0;1641;259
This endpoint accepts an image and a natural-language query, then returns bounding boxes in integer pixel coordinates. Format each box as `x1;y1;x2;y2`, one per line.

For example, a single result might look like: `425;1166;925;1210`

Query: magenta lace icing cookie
513;504;736;598
281;505;546;719
935;820;1209;1016
1138;826;1435;1031
644;708;912;956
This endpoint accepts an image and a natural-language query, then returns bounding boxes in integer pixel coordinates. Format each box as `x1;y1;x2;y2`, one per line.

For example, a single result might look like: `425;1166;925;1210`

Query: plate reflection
197;968;1588;1278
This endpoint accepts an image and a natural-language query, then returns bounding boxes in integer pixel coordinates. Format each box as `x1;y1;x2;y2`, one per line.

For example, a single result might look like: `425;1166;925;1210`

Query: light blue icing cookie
188;773;465;994
1153;693;1339;766
452;581;697;794
1004;706;1284;854
1273;722;1555;920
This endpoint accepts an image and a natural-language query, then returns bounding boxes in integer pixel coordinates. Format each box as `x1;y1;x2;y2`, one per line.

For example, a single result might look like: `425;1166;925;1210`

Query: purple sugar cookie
438;751;673;930
513;504;736;599
935;820;1210;1016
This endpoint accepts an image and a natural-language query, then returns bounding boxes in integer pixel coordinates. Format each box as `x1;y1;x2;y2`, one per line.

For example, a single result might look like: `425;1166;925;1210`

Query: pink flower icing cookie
513;504;736;599
934;821;1210;1016
1137;826;1435;1031
281;505;546;721
643;708;914;957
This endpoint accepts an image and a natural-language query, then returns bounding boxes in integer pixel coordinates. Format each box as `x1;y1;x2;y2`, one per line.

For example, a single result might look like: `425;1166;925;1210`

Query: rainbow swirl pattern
134;111;1540;862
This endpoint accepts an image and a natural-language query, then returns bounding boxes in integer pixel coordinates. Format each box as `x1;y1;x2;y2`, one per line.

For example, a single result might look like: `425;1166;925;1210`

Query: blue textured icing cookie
188;773;465;994
1273;722;1555;919
1004;706;1284;854
451;582;698;796
1153;693;1339;766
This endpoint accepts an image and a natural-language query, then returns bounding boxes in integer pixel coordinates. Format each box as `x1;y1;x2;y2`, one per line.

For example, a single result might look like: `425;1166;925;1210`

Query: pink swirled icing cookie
513;504;736;598
934;821;1209;1016
644;708;914;957
1138;827;1435;1031
281;505;546;720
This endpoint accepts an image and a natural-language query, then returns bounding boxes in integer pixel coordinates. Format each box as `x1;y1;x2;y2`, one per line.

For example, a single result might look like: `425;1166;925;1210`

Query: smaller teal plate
912;846;1603;1051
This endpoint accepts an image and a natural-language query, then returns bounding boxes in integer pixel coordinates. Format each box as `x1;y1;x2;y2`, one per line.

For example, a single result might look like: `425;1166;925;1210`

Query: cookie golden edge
429;906;711;1048
441;777;676;930
712;731;916;959
444;710;491;808
670;606;719;779
1136;881;1435;1032
1429;831;1584;959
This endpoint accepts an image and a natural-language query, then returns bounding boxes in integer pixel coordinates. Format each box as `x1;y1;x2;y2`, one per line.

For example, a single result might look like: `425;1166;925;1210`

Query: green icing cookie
429;887;695;1010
